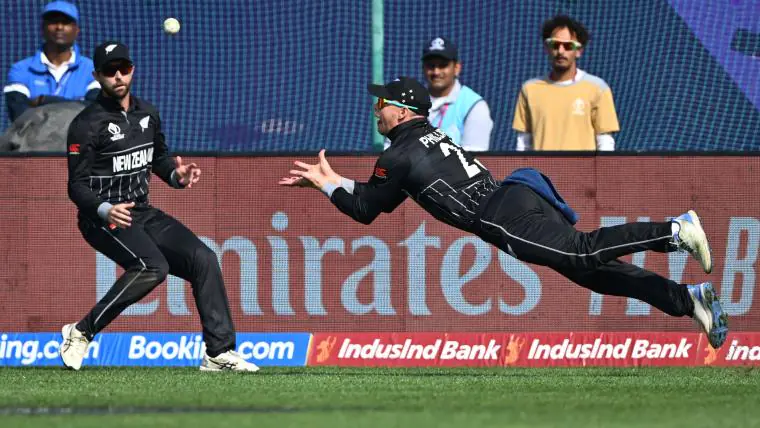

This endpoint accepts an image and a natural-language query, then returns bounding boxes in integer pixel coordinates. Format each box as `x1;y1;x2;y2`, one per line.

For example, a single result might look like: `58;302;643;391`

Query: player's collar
547;68;585;86
386;117;428;143
97;92;139;112
40;47;76;69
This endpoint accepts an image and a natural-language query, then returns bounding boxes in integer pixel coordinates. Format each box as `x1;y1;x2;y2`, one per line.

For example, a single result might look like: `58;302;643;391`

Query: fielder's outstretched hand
279;149;341;190
175;156;201;188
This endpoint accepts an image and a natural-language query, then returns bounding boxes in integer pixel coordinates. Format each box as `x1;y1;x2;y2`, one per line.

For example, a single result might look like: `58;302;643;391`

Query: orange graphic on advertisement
316;336;338;363
703;343;719;365
504;335;526;365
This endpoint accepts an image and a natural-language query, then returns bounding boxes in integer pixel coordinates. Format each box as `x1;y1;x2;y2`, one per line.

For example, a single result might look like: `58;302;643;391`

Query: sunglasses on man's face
374;97;419;113
99;62;133;77
544;38;583;51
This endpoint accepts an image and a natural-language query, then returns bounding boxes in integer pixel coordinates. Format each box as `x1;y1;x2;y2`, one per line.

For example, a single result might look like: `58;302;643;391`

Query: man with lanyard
421;37;493;152
3;1;99;122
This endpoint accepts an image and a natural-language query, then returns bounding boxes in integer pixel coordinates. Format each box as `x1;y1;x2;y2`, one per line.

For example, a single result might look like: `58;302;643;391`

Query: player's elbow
67;182;93;209
67;182;78;202
345;199;383;225
355;208;381;225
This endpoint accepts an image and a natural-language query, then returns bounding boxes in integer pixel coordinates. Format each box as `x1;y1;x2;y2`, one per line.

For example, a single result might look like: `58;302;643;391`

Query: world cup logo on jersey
108;122;125;141
571;98;586;116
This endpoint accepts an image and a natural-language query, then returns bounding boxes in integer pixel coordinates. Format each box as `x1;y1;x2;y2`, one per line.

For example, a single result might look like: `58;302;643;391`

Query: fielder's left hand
175;156;201;188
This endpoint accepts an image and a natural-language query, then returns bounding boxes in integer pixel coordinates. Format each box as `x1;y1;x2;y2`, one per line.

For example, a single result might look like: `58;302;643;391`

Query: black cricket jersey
331;118;498;232
67;93;182;221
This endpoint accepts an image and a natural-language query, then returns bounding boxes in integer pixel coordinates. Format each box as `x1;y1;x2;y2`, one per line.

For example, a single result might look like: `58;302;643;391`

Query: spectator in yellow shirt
513;15;620;151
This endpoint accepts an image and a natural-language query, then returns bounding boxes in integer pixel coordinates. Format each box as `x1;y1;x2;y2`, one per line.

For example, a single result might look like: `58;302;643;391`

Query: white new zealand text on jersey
113;147;154;173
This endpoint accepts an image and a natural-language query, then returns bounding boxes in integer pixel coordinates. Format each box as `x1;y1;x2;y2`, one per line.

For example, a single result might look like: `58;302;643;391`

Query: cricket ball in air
163;17;181;34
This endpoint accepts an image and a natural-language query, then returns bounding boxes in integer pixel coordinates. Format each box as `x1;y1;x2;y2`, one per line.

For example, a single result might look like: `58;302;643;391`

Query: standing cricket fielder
279;77;728;349
62;41;258;371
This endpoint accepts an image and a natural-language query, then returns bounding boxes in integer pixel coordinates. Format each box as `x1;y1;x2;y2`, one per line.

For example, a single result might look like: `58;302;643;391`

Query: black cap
421;36;458;61
93;41;132;70
368;77;432;115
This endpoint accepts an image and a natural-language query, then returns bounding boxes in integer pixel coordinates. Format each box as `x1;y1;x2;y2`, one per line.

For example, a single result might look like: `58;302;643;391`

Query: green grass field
2;367;759;428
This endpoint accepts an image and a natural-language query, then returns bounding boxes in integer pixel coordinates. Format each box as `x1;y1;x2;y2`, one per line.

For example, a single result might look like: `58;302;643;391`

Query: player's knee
575;234;606;268
146;261;170;282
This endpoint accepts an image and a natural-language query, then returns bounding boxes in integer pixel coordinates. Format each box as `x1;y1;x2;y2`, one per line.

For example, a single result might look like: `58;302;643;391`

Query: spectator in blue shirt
3;1;99;122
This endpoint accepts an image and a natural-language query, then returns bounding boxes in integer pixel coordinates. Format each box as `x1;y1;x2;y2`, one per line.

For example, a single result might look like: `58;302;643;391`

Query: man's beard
102;82;130;99
552;57;571;73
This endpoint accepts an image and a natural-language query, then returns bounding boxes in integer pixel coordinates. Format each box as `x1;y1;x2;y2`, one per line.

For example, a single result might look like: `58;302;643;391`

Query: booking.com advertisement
0;333;311;367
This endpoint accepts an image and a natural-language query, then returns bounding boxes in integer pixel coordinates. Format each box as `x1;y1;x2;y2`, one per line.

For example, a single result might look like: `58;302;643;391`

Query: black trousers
477;184;694;317
76;206;236;356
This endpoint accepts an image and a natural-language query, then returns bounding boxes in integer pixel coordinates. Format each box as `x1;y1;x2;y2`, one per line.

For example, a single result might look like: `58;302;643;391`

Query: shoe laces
689;284;703;303
63;335;88;353
672;221;694;253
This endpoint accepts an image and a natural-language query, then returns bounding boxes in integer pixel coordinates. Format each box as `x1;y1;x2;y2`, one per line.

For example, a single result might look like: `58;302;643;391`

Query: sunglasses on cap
544;38;583;51
99;62;134;77
374;97;420;113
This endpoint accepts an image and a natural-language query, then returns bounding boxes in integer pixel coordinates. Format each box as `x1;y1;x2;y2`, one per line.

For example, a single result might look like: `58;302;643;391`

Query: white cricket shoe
60;324;90;371
687;282;728;349
200;350;260;372
672;210;713;273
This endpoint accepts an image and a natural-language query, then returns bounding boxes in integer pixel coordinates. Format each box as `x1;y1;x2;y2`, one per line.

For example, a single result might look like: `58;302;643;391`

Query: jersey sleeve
5;62;32;121
67;115;105;219
330;151;410;224
592;87;620;134
512;86;531;133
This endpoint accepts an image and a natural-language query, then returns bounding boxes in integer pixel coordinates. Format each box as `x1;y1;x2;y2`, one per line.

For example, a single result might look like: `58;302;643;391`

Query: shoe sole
60;324;80;371
686;210;713;274
199;365;260;373
199;365;222;372
702;283;728;349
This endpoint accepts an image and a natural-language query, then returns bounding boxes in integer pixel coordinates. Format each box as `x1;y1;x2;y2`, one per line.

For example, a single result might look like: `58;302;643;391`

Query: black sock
74;321;95;341
680;286;695;317
206;346;234;358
